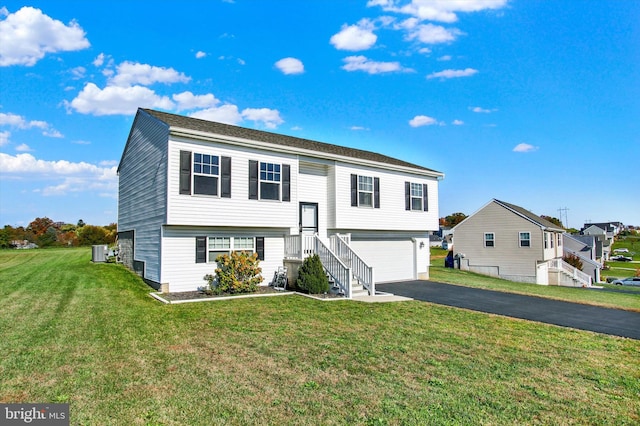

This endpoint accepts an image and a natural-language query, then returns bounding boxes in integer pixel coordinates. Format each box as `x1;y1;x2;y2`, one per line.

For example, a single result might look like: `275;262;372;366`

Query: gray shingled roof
495;199;565;231
142;108;442;175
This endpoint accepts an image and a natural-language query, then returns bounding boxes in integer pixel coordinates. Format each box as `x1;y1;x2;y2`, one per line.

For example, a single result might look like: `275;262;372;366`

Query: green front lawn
1;248;639;425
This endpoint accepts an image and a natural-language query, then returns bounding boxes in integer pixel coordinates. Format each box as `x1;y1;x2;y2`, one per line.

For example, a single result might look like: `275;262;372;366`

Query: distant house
452;199;592;287
581;225;612;261
117;109;443;295
563;233;603;283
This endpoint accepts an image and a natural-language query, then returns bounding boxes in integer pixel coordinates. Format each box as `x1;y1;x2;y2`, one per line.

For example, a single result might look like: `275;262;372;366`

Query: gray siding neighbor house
452;199;592;287
117;109;444;295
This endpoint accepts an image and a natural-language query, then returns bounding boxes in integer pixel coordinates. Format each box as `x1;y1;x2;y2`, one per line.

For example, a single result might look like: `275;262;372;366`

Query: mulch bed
159;285;345;302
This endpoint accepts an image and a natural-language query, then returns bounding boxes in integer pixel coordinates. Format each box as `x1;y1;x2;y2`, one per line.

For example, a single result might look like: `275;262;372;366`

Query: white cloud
0;130;10;146
405;23;461;44
190;105;243;126
70;66;86;79
93;53;106;67
0;112;63;137
15;143;32;152
513;143;538;153
470;106;497;113
0;152;118;196
0;6;90;67
342;55;411;74
173;91;219;110
418;47;432;55
409;115;438;127
370;0;509;23
109;61;190;87
195;51;207;59
350;126;370;131
438;55;452;61
330;19;377;51
241;108;284;129
275;57;304;75
427;68;478;79
452;119;464;125
68;83;174;116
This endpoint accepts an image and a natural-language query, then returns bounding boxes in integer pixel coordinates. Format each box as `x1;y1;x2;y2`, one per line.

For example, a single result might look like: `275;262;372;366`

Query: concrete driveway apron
376;280;640;340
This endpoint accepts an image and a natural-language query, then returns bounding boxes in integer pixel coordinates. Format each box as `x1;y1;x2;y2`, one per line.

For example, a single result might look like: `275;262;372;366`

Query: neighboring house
452;199;592;287
563;233;603;283
581;225;611;261
117;109;443;295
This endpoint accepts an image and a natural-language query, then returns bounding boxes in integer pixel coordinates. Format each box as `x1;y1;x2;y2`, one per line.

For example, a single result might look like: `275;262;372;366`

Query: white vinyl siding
162;226;284;293
167;139;298;228
333;164;439;232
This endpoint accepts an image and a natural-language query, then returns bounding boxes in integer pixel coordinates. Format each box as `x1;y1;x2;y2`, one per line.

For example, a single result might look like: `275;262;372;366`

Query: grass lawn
1;248;639;425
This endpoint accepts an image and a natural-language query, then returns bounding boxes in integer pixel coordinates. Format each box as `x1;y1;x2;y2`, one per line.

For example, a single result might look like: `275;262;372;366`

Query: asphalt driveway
377;280;640;340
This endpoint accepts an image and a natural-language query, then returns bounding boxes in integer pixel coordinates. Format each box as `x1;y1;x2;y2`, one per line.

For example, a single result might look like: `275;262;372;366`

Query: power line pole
558;207;569;229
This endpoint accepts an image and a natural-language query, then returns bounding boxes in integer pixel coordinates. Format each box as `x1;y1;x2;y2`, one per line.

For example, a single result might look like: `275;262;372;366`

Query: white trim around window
208;236;256;262
484;232;495;247
519;232;531;247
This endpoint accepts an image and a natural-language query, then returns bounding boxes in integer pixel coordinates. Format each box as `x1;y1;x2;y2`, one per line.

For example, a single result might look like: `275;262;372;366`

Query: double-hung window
196;236;263;263
519;232;531;247
410;183;423;210
180;150;231;197
208;236;231;261
484;232;495;247
260;162;281;200
248;160;290;201
404;182;429;211
358;176;374;207
193;153;219;196
350;174;380;208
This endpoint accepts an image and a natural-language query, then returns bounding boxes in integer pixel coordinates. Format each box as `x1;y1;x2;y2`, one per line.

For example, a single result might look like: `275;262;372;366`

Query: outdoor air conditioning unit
91;245;108;263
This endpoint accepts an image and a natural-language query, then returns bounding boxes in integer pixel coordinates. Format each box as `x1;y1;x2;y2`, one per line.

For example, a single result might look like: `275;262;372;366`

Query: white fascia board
169;126;444;179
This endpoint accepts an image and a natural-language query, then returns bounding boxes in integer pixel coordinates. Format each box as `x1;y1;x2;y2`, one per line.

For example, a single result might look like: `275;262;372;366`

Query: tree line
0;217;116;249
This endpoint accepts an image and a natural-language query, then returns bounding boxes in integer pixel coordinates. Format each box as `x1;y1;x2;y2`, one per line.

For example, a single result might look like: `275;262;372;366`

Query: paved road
377;280;640;340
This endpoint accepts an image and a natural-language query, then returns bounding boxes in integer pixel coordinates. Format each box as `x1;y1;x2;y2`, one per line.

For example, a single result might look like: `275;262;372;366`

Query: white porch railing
330;234;375;296
548;258;592;287
284;234;354;298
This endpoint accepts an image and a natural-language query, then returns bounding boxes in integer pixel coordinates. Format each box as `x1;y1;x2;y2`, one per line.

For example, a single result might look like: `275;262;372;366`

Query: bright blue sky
1;0;638;229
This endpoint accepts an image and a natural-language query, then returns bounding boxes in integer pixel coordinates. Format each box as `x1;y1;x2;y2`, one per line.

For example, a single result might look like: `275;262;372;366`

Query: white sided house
117;109;443;296
452;199;592;287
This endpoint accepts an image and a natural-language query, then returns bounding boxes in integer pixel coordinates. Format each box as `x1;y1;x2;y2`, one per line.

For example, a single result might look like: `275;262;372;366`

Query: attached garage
349;237;421;282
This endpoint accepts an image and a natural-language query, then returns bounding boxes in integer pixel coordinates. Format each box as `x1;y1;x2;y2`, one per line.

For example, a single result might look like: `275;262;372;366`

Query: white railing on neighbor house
548;258;592;287
284;234;354;298
330;234;375;296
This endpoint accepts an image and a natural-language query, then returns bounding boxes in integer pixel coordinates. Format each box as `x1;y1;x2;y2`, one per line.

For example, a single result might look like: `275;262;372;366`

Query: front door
300;202;318;235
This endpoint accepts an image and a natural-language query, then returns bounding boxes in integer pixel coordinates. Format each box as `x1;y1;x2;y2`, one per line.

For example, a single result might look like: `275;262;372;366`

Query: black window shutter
180;150;191;195
256;237;265;260
350;174;358;206
221;156;231;198
249;160;258;199
282;164;290;202
195;237;206;263
374;177;380;209
423;183;429;211
405;182;411;210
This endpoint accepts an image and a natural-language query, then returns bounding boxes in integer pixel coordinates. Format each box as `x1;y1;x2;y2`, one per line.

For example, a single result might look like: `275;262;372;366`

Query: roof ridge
141;108;442;175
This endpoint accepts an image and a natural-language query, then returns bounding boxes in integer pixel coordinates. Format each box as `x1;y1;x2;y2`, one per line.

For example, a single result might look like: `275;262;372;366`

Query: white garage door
350;239;415;283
